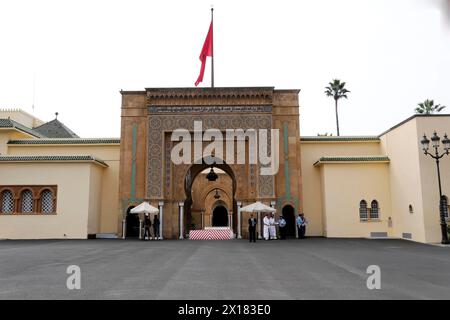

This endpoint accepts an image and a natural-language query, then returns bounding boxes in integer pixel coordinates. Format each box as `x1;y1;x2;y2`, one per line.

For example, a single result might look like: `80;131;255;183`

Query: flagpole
211;6;214;88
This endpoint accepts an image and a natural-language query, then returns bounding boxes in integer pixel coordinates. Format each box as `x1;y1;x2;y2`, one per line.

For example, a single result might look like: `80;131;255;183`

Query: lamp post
421;131;450;244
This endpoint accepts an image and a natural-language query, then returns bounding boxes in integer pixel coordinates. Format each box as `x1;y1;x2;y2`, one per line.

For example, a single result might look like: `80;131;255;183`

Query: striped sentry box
189;228;233;240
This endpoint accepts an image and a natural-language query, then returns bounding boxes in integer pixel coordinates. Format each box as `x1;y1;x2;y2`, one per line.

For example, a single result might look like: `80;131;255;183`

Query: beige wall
0;162;104;239
0;109;44;128
0;129;35;154
319;162;391;238
379;119;426;242
379;116;450;243
300;140;381;236
0;131;8;155
87;165;103;235
6;144;120;234
415;117;450;243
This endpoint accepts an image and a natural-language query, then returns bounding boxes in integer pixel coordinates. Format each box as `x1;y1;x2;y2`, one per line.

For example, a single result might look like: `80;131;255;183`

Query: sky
0;0;449;138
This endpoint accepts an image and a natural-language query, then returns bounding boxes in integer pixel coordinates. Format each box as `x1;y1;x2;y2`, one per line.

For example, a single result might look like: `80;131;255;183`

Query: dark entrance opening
126;206;140;238
282;205;296;238
212;205;228;227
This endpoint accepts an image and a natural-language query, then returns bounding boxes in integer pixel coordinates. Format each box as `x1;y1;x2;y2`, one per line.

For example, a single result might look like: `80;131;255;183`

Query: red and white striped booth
189;227;233;240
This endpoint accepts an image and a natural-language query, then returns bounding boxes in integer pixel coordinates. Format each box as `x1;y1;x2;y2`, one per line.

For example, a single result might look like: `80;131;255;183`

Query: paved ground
0;238;449;299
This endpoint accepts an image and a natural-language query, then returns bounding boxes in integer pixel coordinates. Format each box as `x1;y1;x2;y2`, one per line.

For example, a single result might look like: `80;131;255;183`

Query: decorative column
258;211;262;239
158;201;164;240
201;211;205;229
237;201;242;239
230;212;233;232
179;202;184;239
270;201;277;240
122;218;126;239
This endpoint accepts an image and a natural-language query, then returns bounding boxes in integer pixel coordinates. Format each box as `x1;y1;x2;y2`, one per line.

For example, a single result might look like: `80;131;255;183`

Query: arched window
359;200;368;220
40;189;54;213
20;189;33;213
1;190;14;214
370;200;380;219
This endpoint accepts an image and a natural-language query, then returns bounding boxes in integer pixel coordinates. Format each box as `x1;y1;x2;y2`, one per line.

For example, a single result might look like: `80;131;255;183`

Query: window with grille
41;190;54;213
0;186;56;215
370;200;379;219
359;200;368;220
21;190;33;213
1;190;14;214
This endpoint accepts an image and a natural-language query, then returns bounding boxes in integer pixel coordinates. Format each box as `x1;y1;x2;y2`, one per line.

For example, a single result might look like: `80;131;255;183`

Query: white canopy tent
129;202;160;240
130;201;159;215
240;201;276;213
239;201;276;240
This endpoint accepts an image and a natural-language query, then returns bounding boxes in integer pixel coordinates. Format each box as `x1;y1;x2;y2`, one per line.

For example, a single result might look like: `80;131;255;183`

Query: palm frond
324;79;350;101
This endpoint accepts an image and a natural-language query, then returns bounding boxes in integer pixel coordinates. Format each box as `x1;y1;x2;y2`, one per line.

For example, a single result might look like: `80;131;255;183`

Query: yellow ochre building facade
0;87;449;244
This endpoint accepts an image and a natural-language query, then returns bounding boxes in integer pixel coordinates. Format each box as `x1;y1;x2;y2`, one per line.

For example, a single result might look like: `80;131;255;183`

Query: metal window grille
1;190;14;213
21;190;33;213
359;200;368;220
41;190;54;213
370;200;379;219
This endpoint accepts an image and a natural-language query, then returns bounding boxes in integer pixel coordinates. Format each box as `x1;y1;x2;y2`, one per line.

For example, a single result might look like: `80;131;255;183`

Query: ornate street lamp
214;189;221;199
421;131;450;244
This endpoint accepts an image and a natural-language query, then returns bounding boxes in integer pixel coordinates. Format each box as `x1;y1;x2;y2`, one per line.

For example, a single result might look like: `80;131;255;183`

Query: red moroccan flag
195;21;213;87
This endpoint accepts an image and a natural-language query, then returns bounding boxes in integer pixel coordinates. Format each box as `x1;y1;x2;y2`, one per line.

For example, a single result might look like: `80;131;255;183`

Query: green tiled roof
314;156;390;166
0;155;108;167
8;138;120;145
0;118;44;138
301;136;380;142
33;119;79;138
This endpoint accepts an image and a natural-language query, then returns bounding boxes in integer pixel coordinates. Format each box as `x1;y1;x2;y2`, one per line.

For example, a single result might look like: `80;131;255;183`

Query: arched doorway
212;205;228;227
184;156;236;234
282;205;296;238
126;206;140;238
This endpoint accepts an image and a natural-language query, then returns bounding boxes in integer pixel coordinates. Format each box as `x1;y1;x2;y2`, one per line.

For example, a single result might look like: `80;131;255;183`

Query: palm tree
415;99;446;114
325;79;350;136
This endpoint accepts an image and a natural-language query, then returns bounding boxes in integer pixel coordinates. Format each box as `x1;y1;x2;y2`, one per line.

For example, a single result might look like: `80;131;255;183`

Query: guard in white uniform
269;213;277;240
263;213;270;240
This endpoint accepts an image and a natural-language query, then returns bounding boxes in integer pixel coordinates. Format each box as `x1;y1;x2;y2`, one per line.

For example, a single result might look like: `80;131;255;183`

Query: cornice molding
146;87;274;106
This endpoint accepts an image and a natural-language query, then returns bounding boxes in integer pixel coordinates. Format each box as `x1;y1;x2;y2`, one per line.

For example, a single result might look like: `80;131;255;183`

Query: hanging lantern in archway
206;166;218;181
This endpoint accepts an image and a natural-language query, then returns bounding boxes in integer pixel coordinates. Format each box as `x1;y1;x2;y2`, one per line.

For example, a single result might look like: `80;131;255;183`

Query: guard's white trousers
269;226;277;239
263;225;270;240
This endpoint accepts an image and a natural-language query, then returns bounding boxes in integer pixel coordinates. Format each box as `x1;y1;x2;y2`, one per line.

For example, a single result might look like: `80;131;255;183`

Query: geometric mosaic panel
147;113;275;199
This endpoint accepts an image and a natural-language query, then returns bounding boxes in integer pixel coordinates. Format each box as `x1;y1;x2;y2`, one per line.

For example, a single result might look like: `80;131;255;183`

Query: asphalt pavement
0;238;449;299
